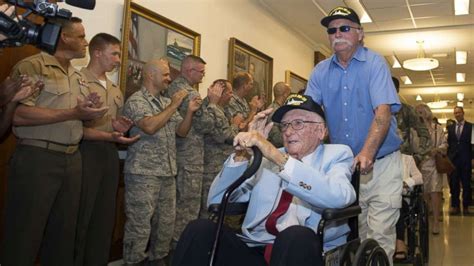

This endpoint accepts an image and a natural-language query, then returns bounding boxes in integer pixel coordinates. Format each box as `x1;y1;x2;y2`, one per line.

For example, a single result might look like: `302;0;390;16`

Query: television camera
0;0;95;54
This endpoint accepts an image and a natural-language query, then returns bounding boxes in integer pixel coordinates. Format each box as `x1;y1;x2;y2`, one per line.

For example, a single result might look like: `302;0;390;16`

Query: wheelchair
208;147;390;266
394;185;429;266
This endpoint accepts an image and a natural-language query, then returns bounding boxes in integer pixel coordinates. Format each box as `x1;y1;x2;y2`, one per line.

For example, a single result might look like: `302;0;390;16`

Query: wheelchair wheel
352;239;389;266
419;200;429;263
339;239;360;266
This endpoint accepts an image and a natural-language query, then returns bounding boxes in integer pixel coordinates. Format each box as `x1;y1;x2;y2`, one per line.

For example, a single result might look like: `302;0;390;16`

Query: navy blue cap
271;94;325;123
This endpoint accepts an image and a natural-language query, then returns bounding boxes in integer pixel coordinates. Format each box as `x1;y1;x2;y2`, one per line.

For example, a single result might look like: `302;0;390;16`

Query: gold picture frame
120;0;201;99
228;38;273;105
285;70;308;94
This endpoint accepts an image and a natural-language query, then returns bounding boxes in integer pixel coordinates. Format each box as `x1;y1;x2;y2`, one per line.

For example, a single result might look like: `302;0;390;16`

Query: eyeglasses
279;119;324;131
327;25;360;34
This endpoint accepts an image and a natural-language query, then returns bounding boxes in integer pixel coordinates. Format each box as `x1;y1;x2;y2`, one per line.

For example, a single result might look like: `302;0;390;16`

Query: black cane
209;146;263;266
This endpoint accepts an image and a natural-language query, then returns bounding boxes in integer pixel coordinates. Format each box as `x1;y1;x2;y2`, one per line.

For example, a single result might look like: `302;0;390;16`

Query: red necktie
265;190;293;236
264;190;293;264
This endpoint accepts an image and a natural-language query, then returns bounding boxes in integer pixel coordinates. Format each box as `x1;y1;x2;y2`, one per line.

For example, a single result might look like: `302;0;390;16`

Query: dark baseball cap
272;94;325;123
321;6;361;27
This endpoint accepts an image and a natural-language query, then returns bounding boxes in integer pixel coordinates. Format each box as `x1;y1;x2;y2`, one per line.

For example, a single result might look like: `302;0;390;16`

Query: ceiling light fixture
400;76;412;85
454;0;470;15
392;56;401;68
438;118;448;124
457;92;464;101
427;101;448;109
344;0;373;23
456;73;466;82
403;41;439;71
427;94;448;109
456;51;467;64
416;95;422;101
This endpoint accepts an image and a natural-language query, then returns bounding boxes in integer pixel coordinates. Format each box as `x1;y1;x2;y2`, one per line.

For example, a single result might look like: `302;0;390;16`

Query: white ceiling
258;0;474;122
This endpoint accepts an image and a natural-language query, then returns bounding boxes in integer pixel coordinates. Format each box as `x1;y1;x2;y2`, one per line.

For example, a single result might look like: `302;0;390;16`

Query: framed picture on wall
120;1;201;99
228;38;273;105
285;70;308;94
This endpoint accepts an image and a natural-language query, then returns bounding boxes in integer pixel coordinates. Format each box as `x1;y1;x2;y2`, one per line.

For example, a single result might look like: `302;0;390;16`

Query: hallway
426;189;474;266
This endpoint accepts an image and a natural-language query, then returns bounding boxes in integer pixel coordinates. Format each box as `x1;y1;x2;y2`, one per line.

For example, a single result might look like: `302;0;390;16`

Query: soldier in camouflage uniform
267;82;292;147
224;72;265;131
165;55;222;247
200;79;240;218
122;59;201;266
393;77;431;164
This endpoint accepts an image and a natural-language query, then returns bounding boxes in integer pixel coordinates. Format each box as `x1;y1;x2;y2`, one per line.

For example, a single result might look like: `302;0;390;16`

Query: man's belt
376;149;400;161
18;139;79;154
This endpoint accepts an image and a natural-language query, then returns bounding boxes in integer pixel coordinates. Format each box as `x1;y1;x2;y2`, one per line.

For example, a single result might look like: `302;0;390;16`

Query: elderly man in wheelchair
171;94;373;266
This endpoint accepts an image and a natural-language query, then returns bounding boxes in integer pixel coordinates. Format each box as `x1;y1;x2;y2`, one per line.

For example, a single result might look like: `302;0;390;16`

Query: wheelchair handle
209;146;263;266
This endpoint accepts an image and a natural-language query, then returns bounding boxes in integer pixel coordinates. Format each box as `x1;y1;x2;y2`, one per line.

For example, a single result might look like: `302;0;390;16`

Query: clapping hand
75;96;109;120
85;92;104;108
111;131;140;144
112;116;134;133
188;95;202;112
0;75;43;106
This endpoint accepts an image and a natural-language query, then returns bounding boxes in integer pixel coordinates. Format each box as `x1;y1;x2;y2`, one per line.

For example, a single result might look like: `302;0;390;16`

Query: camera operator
0;17;108;266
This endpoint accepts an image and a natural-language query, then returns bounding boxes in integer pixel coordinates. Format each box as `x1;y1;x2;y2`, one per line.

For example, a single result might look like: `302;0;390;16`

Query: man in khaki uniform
74;33;140;266
1;17;107;266
123;59;201;265
267;82;292;147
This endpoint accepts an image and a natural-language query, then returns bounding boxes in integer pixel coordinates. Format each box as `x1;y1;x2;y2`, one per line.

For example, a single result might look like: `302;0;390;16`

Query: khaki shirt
80;67;124;132
11;52;88;144
123;87;182;176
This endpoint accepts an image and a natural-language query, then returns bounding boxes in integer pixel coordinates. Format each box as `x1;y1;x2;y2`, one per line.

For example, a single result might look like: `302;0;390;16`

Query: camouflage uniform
267;101;284;148
122;87;182;263
396;103;432;164
200;98;239;218
165;76;215;245
224;94;251;120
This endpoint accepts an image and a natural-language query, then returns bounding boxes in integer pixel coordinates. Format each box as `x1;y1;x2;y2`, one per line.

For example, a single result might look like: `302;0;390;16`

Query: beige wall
60;0;317;98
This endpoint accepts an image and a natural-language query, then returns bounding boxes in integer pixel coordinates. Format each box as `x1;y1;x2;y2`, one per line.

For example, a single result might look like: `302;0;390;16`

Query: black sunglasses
327;25;360;34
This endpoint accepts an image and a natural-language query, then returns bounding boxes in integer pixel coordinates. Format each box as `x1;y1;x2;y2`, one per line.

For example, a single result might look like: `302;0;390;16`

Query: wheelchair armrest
321;205;361;222
208;202;249;216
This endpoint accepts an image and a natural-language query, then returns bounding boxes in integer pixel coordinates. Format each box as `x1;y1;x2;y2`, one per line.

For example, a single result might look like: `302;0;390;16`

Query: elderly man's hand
248;108;274;138
233;130;287;168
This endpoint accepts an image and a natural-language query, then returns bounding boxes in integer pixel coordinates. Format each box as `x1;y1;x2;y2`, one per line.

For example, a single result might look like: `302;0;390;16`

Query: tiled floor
109;189;474;266
423;189;474;266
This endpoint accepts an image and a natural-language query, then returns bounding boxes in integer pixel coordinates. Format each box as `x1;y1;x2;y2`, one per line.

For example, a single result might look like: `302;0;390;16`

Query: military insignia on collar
78;78;89;88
